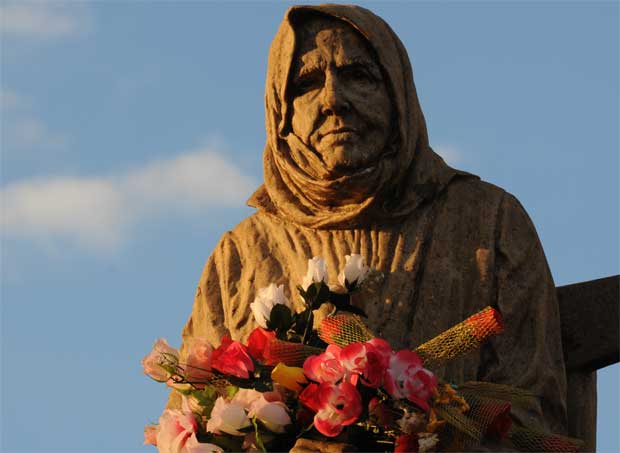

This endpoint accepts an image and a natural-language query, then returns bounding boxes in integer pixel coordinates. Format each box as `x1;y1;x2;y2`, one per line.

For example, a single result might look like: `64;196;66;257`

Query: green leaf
190;385;219;416
251;416;267;453
225;385;239;399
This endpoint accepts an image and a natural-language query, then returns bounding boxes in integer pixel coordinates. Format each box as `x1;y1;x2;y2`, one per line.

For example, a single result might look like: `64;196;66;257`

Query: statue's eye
341;65;374;83
293;72;324;96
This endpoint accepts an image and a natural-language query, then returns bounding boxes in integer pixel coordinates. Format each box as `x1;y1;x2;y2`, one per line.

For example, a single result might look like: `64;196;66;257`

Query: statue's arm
478;192;568;434
166;232;237;409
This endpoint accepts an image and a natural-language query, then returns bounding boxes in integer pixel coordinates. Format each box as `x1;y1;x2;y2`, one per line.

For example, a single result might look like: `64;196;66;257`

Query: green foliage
225;385;239;399
251;416;268;453
190;386;219;417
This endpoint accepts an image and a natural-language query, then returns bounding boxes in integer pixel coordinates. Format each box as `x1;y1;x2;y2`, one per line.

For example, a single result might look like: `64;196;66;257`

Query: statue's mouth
321;127;357;138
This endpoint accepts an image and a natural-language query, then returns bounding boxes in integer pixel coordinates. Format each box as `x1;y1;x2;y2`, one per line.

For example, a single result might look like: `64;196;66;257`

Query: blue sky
1;1;618;452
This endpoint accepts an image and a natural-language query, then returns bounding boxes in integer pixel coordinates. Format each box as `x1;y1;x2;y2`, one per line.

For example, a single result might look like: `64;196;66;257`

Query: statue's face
289;17;393;176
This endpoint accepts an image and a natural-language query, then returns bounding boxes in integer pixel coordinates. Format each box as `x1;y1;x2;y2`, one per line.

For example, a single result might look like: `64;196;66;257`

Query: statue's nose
320;72;350;116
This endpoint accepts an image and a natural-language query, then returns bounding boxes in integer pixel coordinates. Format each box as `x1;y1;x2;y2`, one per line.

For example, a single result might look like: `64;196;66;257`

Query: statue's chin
320;146;380;177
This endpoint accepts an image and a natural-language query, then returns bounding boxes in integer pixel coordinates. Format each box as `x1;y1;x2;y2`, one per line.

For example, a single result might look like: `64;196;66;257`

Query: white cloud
0;148;257;252
434;144;463;166
0;2;90;39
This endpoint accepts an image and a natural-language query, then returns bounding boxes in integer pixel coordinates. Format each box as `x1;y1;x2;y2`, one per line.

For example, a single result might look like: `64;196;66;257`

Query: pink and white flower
248;395;292;433
303;344;344;383
301;256;327;291
313;381;362;437
185;337;213;382
142;338;180;382
156;408;199;453
384;350;437;411
340;341;390;387
206;397;251;436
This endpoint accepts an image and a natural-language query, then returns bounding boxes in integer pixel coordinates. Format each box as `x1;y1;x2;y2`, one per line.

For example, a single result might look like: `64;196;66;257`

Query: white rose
337;254;369;287
250;283;291;328
248;396;292;433
206;397;251;436
301;256;327;291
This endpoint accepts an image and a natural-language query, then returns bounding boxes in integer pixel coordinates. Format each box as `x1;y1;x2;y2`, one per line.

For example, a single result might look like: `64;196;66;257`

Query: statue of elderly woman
170;4;567;450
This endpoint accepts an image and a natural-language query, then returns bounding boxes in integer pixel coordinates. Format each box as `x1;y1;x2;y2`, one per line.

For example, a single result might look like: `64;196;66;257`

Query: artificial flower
337;254;369;287
206;397;250;436
247;327;276;362
248;395;292;433
394;434;417;453
185;337;214;383
156;409;198;453
301;256;327;291
303;344;345;383
271;363;308;392
142;338;180;382
384;350;437;411
250;284;291;329
232;388;263;409
299;382;321;412
143;424;158;445
211;335;254;379
313;381;362;437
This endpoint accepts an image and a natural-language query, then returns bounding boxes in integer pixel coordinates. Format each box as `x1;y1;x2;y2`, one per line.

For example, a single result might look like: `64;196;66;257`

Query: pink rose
156;409;198;453
303;345;344;383
186;337;214;383
384;350;437;411
142;338;180;382
206;397;251;436
211;335;254;379
340;341;390;388
313;381;362;437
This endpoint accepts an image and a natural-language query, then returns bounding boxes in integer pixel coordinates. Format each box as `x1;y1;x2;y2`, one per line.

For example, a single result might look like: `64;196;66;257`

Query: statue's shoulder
223;211;288;244
443;174;508;209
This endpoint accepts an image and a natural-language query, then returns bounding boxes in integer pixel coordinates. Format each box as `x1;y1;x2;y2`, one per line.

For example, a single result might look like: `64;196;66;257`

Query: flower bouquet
143;255;582;453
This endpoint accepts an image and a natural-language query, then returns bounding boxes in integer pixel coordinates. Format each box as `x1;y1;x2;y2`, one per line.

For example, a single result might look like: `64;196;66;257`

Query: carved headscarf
248;4;467;229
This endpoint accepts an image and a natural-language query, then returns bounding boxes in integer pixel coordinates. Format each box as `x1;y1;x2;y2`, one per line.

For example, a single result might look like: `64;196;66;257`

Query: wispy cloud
1;88;67;152
0;2;90;39
1;148;257;252
6;116;67;150
434;144;463;166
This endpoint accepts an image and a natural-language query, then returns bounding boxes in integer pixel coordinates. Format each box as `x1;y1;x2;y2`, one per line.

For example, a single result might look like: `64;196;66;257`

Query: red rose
246;327;276;362
211;335;254;379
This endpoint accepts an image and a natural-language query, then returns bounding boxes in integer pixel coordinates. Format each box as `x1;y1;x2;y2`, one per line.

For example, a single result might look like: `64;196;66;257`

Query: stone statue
169;4;568;451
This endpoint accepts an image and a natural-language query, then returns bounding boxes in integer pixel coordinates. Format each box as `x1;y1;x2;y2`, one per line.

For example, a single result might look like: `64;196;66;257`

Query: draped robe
169;4;568;445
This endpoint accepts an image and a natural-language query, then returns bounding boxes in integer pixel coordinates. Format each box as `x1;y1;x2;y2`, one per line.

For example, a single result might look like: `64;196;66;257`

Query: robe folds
172;172;568;437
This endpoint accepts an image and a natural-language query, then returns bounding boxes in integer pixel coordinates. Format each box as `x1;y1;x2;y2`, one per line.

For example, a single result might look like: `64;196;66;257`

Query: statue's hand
290;438;357;453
